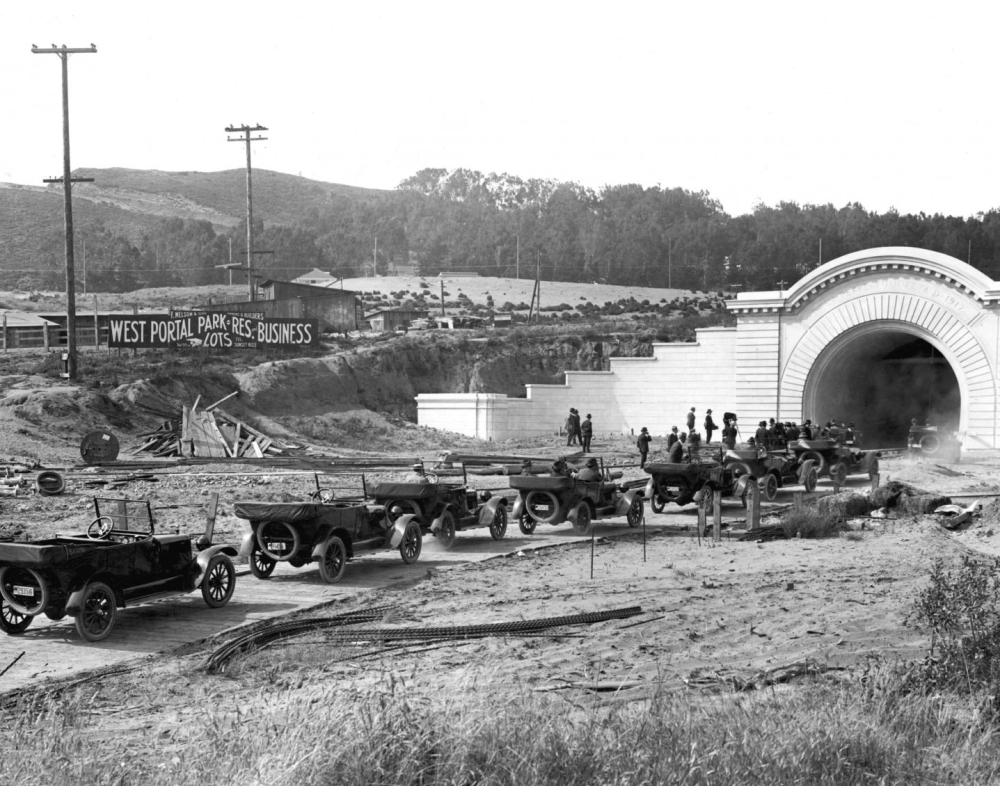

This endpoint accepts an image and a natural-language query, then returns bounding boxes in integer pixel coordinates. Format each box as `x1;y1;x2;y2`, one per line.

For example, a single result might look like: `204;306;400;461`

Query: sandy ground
4;448;1000;726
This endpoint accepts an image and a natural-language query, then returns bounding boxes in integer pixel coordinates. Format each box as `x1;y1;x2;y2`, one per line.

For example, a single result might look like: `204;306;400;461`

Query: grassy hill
0;168;393;271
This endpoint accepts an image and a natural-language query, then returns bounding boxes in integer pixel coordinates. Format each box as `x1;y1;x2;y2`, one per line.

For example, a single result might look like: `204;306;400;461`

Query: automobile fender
429;506;454;534
390;513;418;548
65;574;120;616
311;536;332;564
511;494;526;521
477;495;506;526
643;476;655;500
236;527;256;560
566;499;591;524
734;474;751;498
615;488;640;515
195;545;239;587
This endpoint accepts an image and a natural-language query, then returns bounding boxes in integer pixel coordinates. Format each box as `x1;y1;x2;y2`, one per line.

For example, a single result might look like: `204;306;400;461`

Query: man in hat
575;457;601;482
704;409;718;444
686;407;696;434
581;413;593;453
637;426;652;467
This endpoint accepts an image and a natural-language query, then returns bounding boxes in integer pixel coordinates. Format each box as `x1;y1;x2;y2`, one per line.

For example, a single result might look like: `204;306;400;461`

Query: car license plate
269;542;286;551
535;505;550;512
13;585;34;597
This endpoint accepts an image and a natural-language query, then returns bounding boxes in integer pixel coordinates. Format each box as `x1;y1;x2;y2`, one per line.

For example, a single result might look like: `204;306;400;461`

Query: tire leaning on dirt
35;470;65;496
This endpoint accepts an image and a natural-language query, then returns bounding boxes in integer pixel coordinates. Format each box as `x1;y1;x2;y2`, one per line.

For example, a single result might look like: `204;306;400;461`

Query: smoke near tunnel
808;330;960;449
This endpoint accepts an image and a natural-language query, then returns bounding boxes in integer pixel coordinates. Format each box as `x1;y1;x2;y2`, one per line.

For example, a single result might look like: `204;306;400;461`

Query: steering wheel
86;516;115;539
310;488;336;504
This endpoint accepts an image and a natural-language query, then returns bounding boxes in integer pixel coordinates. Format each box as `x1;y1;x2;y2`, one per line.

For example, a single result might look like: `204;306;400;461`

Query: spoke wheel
626;496;644;527
249;542;276;579
572;501;592;534
399;521;422;564
518;514;536;535
436;511;457;550
318;536;347;584
74;581;118;642
650;493;666;514
201;556;235;608
0;600;32;634
801;464;818;492
760;473;779;502
489;504;508;541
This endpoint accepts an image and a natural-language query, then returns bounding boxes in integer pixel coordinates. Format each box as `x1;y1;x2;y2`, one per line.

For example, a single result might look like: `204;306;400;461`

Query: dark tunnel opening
808;331;960;449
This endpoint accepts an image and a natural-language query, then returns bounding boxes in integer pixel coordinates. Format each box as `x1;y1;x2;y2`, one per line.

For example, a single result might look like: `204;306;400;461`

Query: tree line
11;167;1000;293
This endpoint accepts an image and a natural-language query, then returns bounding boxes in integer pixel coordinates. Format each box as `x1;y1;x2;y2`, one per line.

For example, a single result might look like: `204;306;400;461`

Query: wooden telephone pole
32;43;97;381
226;124;267;301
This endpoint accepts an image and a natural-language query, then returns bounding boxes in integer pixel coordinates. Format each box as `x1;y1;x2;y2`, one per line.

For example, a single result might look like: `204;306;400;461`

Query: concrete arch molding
779;288;996;449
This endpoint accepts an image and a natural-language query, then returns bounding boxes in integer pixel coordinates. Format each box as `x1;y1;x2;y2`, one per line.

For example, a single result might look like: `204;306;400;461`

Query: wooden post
713;489;722;542
871;471;881;491
746;480;761;534
696;490;707;546
203;492;219;542
2;313;6;353
93;293;99;349
43;321;50;351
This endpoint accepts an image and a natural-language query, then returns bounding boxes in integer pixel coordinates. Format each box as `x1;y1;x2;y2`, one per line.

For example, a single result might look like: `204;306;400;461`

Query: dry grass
3;658;1000;785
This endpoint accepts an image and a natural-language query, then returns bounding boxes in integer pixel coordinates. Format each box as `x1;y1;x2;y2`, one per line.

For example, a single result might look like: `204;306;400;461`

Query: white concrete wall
416;326;745;441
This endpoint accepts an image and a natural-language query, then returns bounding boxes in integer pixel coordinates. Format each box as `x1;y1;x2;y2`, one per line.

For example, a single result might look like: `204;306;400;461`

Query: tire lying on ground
35;470;65;496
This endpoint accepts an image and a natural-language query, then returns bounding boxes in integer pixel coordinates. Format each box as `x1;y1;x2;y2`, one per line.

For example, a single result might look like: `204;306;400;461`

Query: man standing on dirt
637;426;652;467
704;409;718;444
565;408;580;446
572;409;583;448
581;413;593;453
686;407;696;434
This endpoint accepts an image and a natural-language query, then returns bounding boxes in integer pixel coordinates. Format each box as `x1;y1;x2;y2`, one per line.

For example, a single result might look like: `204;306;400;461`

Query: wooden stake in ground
746;480;761;534
713;489;722;542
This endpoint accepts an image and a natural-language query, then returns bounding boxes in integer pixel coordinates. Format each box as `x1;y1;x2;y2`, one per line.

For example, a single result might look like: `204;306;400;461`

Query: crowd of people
562;405;858;468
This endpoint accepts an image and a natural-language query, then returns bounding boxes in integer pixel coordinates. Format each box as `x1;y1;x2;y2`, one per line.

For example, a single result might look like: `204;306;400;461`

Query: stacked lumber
132;392;285;459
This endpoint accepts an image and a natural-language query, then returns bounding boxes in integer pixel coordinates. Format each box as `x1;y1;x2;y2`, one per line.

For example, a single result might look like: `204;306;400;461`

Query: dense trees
9;167;1000;293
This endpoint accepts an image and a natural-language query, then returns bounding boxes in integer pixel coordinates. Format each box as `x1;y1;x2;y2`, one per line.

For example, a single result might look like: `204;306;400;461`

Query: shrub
780;496;844;538
907;555;1000;700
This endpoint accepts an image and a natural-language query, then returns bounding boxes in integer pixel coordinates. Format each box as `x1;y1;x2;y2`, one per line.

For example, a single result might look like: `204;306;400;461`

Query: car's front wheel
518;513;536;535
202;556;236;608
399;521;422;564
489;504;508;541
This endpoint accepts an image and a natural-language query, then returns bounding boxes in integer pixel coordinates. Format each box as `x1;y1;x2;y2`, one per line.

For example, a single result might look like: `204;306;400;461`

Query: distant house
364;309;428;332
204;280;362;333
293;269;341;288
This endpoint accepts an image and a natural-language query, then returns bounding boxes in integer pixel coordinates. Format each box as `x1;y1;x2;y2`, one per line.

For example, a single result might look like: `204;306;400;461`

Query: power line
31;42;97;380
225;123;267;301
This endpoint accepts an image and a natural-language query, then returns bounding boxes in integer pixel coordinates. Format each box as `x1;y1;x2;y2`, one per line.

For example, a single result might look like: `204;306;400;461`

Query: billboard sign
108;312;318;349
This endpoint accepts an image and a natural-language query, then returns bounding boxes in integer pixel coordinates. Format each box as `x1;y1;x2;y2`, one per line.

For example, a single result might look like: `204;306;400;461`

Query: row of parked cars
0;435;878;642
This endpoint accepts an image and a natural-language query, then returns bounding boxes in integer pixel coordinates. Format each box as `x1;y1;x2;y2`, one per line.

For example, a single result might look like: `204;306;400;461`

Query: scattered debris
132;393;287;459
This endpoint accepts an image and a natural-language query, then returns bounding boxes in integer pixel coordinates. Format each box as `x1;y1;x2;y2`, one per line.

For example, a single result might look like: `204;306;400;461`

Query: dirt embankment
0;329;650;463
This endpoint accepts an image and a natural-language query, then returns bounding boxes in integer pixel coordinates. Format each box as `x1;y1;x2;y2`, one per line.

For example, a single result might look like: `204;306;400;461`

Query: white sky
2;0;998;218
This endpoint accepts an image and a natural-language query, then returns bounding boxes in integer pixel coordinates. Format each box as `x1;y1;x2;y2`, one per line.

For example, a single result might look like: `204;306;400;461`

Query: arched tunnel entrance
805;327;961;449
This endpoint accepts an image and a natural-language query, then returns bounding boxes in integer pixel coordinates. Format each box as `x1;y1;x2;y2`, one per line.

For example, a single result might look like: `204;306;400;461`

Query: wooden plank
204;391;240;413
211;418;235;458
187;410;228;458
251;440;264;458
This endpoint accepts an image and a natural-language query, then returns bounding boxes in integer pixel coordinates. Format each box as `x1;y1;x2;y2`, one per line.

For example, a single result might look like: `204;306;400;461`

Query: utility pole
373;235;378;277
226;123;267;301
515;234;520;280
33;43;97;382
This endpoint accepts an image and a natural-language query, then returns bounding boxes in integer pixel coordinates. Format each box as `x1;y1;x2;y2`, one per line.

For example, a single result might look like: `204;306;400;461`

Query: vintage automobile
643;458;739;513
234;491;422;584
726;445;818;501
787;436;880;486
509;457;644;534
0;497;237;642
907;420;961;462
369;462;509;549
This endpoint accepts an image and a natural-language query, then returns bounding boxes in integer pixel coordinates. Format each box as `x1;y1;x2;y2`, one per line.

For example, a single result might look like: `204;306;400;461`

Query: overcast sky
2;0;997;218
